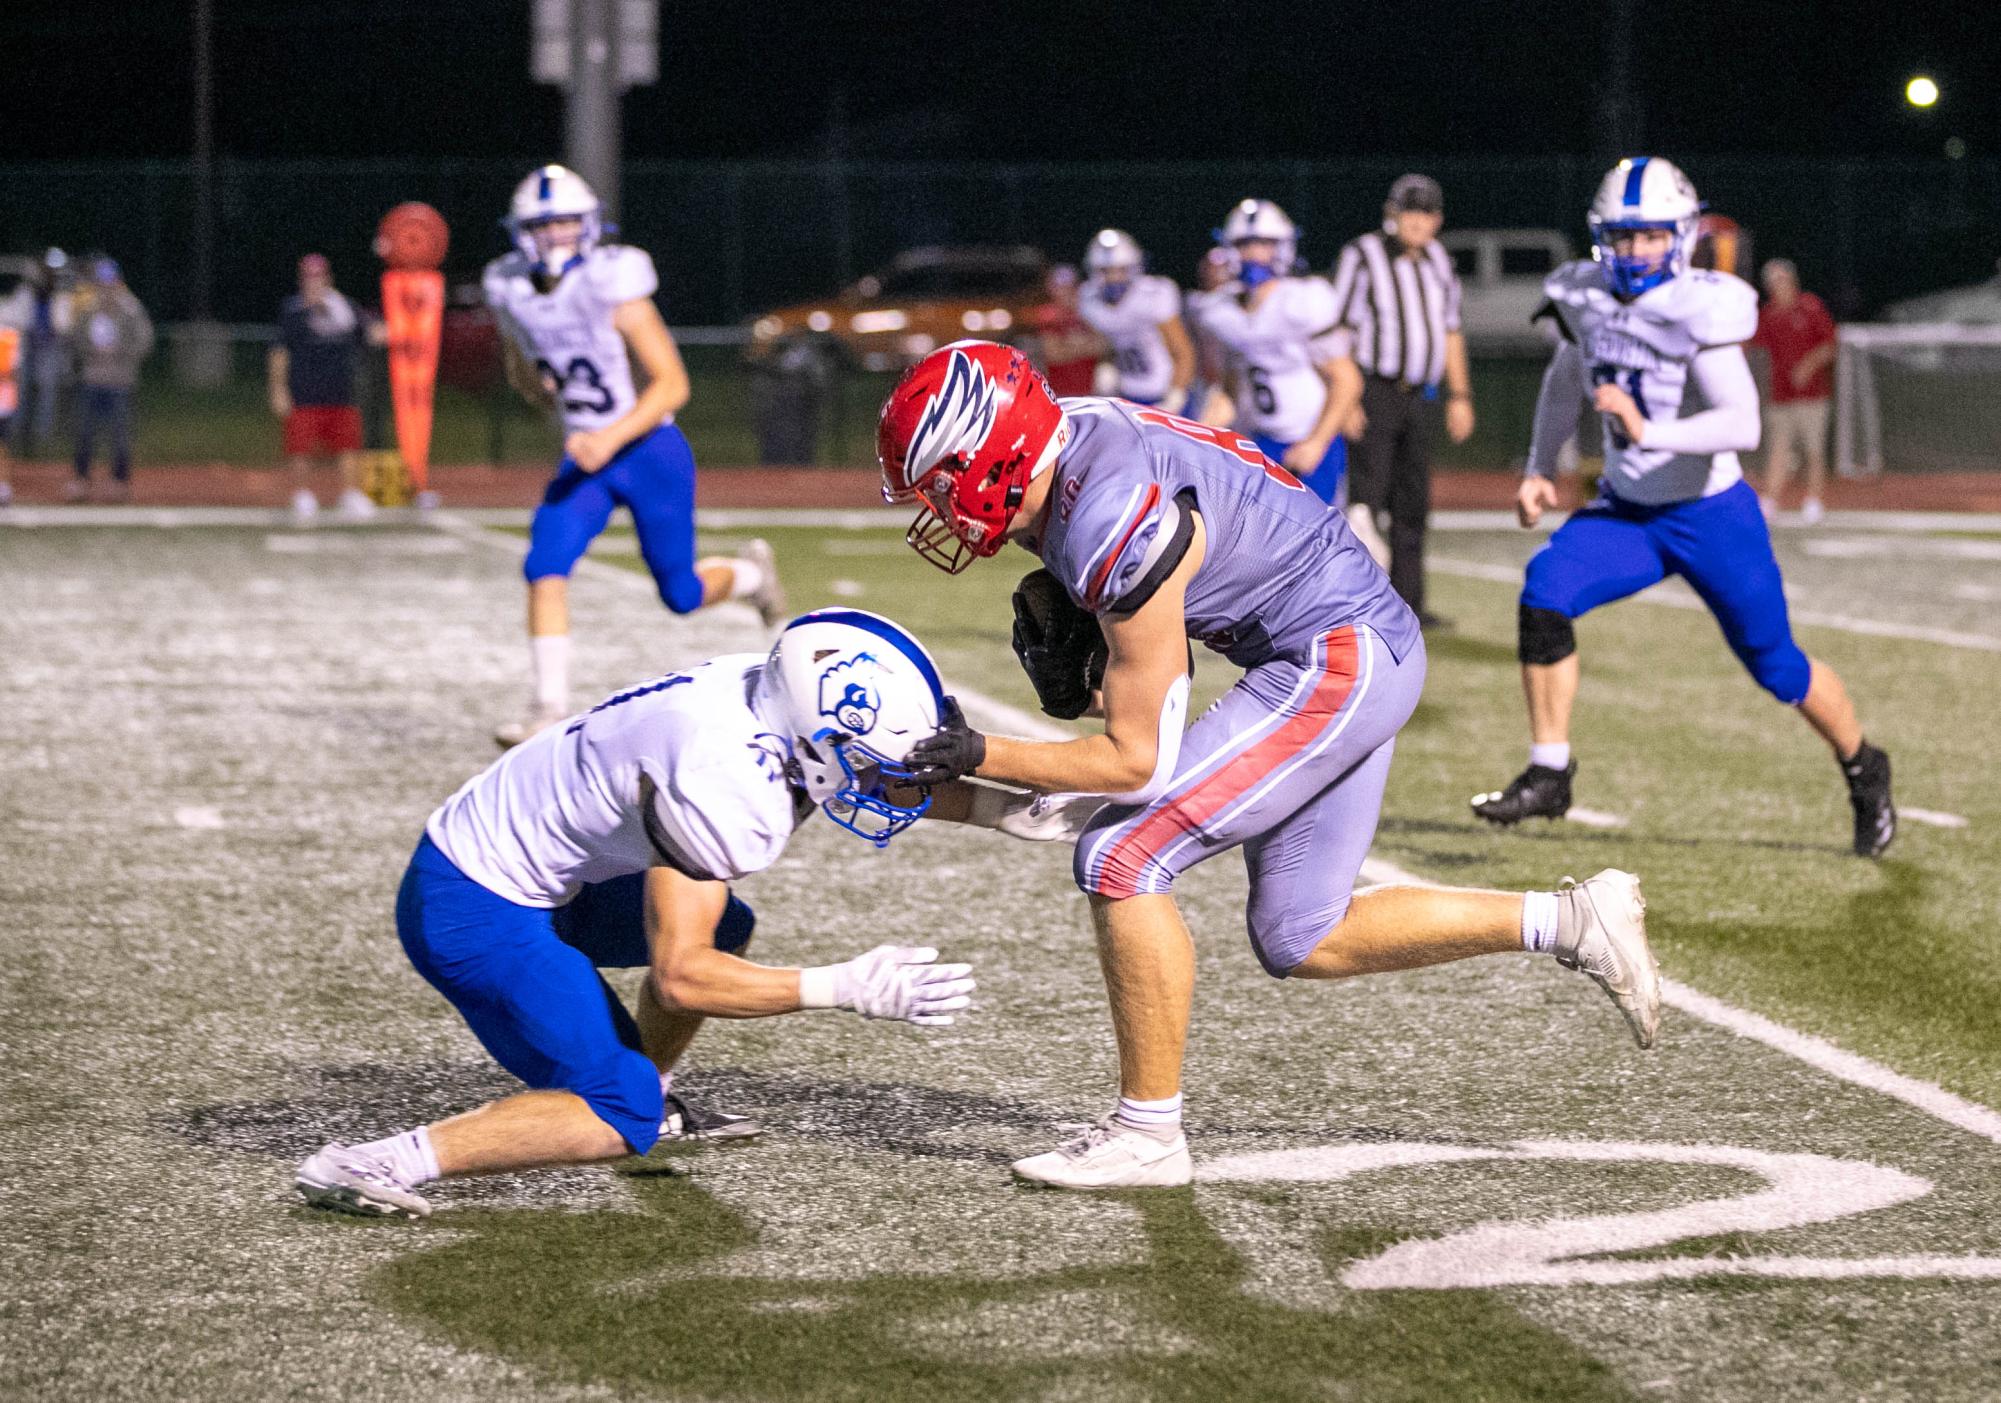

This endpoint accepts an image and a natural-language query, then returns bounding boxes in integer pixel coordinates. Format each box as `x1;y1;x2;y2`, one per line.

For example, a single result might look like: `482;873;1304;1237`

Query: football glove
801;945;976;1026
1011;568;1107;720
904;695;988;788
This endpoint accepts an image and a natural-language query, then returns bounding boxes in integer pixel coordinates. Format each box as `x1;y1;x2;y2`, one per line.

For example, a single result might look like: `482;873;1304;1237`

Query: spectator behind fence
67;258;153;504
1329;173;1476;627
0;249;75;458
1027;264;1105;397
271;253;379;522
1751;258;1836;525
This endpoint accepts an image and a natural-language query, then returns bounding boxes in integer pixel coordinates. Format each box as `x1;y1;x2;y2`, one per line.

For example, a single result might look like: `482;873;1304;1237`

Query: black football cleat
657;1091;763;1145
1842;742;1896;858
1471;761;1576;825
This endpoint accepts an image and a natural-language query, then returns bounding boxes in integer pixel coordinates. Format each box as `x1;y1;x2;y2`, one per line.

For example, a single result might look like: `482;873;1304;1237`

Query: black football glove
904;696;989;789
1011;568;1108;720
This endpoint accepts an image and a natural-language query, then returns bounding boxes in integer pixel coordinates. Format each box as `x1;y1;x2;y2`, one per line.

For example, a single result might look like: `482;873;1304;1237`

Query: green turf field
3;511;1998;1401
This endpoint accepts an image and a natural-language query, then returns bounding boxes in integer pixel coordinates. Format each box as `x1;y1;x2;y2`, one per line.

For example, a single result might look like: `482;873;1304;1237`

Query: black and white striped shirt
1329;232;1463;387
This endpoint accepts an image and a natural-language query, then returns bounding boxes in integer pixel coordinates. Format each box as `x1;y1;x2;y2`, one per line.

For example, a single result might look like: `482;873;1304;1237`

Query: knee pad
1518;604;1577;666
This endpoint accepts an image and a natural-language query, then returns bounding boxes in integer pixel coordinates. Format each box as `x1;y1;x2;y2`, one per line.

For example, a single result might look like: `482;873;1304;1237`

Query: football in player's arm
880;343;1664;1191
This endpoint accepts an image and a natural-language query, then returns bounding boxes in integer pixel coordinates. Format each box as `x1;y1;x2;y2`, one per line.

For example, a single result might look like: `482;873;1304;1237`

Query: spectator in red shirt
1026;264;1105;397
270;254;380;522
1751;259;1837;525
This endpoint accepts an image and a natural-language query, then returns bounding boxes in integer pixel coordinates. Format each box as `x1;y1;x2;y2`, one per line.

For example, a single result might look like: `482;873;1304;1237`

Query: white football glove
966;785;1107;844
801;945;976;1026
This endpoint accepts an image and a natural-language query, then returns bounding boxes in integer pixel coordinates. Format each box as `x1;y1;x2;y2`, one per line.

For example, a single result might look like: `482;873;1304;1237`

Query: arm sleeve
1143;276;1181;323
1640;344;1761;456
1064;476;1194;616
1435;247;1463;332
1293;279;1352;363
1526;339;1586;478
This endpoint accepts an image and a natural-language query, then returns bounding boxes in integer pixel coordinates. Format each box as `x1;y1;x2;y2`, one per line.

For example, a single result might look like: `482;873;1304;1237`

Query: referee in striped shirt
1330;174;1476;626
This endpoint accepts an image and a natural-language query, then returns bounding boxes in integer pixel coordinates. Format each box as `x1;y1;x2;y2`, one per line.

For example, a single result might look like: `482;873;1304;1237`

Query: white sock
724;556;765;601
1529;742;1571;771
531;633;570;714
1115;1093;1183;1134
1521;890;1561;954
659;1068;675;1094
356;1127;440;1186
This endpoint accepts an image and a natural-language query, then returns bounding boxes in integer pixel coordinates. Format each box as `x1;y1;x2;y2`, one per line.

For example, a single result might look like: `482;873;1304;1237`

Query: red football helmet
878;340;1065;574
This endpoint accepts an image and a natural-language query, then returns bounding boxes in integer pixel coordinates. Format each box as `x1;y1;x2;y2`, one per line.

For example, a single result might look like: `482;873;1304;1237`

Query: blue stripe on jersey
794;609;946;708
1623;157;1651;209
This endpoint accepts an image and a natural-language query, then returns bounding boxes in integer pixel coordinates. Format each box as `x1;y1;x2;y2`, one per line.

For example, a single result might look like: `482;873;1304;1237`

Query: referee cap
1386;174;1444;215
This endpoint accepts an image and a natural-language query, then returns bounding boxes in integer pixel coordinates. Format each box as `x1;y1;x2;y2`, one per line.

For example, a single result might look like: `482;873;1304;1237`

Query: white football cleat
743;537;788;629
296;1142;432;1221
336;486;378;521
494;708;566;750
1554;868;1660;1050
1011;1115;1193;1190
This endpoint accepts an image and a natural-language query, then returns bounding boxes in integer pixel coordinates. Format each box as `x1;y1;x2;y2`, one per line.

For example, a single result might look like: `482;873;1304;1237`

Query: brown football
375;202;450;271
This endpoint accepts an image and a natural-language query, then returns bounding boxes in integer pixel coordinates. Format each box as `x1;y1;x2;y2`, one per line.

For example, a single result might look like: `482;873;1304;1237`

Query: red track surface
8;460;2001;513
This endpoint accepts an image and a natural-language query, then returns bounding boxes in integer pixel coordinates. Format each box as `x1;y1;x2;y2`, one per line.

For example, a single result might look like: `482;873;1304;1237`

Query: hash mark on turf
1901;807;1969;829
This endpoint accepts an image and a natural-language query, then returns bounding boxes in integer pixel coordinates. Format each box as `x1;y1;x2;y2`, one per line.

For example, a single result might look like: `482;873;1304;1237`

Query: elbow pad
1108;674;1190;806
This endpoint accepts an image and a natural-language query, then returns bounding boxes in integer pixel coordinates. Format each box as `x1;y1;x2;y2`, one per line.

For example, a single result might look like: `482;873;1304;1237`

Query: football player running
879;342;1662;1190
1470;158;1895;858
485;164;786;748
1188;199;1362;507
294;610;1092;1220
1078;230;1195;413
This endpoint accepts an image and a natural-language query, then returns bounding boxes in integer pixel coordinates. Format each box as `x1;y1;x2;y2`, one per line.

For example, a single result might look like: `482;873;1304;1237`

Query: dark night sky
1;1;1993;163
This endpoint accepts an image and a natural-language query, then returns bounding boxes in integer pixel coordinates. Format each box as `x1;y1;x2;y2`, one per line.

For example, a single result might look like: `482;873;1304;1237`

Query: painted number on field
1198;1140;2001;1288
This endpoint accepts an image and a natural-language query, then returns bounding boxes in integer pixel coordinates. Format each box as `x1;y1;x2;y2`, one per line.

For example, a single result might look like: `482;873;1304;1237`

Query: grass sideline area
3;514;1998;1401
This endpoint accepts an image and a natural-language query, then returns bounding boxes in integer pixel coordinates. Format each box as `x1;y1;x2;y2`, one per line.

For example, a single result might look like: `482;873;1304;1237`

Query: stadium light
1905;75;1940;109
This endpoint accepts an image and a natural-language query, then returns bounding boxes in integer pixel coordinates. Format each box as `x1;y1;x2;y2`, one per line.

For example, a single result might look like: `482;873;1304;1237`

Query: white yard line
432;513;2001;1152
1565;807;1628;829
1357;850;2001;1148
1901;807;1971;830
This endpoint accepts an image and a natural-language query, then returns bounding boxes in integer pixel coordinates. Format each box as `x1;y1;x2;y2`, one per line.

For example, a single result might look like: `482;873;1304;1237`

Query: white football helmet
1216;199;1299;287
1085;229;1145;302
1587;157;1702;297
754;609;946;847
507;164;603;277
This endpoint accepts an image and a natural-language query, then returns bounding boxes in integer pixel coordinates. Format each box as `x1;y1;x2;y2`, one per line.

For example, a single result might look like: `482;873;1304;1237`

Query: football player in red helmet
881;340;1663;1190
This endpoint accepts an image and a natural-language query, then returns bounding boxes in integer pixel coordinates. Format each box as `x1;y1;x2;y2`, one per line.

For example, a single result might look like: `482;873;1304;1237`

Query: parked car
745;245;1049;374
1439;228;1572;354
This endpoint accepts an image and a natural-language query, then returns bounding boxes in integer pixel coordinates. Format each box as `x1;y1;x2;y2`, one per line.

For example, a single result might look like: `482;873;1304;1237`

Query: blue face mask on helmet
1594;222;1682;298
815;733;931;847
1237;258;1280;291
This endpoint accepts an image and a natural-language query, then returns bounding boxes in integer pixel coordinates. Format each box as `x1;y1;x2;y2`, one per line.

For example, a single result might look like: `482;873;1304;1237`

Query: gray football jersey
1032;398;1419;669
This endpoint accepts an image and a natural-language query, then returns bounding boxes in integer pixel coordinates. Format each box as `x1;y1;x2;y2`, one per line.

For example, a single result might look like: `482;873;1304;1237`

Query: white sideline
431;513;2001;1153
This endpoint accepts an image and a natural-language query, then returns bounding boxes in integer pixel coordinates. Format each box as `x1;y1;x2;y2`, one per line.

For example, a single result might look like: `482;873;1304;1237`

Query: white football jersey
483;244;662;433
427;655;805;907
1190;276;1350;443
1078;274;1182;404
1539;260;1759;503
